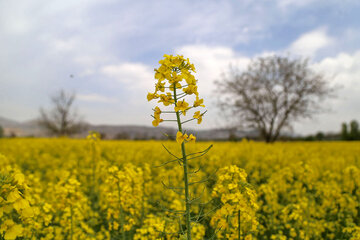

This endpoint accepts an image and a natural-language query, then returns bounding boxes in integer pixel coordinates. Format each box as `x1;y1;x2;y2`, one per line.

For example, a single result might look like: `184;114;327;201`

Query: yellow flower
155;81;165;92
290;228;297;238
87;131;100;140
13;173;25;185
154;106;161;117
147;92;159;101
7;190;21;202
193;97;205;107
174;100;189;114
158;93;174;106
13;198;30;211
245;235;253;240
152;117;163;127
154;71;165;81
169;82;182;91
183;72;196;85
176;131;188;144
186;58;196;72
187;134;196;143
21;206;34;218
169;71;183;84
176;132;196;144
193;111;203;124
4;224;23;240
183;85;198;95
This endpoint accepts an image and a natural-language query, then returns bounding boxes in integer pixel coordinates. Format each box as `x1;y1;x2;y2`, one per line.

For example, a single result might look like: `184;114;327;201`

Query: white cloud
51;38;79;53
313;50;360;96
77;93;118;103
293;50;360;134
101;63;154;89
0;1;35;35
287;28;333;57
176;45;250;97
277;0;316;9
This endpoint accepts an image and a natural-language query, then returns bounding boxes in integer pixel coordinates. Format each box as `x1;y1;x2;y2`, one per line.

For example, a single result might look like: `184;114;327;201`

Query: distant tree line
224;119;360;142
277;119;360;142
341;120;360;141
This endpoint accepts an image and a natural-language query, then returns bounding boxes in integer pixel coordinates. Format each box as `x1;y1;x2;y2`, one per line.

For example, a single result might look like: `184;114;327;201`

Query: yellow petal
21;206;34;218
152;119;159;127
7;190;21;202
14;173;25;185
187;134;196;143
176;131;184;144
13;198;30;211
4;224;23;240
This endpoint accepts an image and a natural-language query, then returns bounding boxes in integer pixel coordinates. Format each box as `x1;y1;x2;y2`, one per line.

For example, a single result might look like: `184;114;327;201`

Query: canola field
0;138;360;240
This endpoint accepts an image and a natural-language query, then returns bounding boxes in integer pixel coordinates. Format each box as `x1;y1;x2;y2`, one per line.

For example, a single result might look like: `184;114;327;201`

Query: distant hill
0;116;258;140
86;125;259;141
0;116;20;127
0;116;43;137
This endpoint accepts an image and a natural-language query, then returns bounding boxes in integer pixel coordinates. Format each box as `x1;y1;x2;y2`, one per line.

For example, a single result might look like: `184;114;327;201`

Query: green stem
140;180;145;227
117;182;126;240
238;210;241;240
91;141;96;189
70;205;74;240
90;141;98;210
173;85;192;240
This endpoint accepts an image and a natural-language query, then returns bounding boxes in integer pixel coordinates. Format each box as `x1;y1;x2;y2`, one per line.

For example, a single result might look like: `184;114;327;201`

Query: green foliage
349;120;360;140
341;120;360;141
0;125;3;138
315;132;325;141
341;122;348;140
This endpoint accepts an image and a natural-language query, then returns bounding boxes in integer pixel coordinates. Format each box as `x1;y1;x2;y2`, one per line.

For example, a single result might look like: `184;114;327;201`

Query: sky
1;0;360;134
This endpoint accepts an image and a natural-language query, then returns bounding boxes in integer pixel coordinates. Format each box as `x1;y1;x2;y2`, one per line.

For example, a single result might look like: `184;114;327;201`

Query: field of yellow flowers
0;138;360;239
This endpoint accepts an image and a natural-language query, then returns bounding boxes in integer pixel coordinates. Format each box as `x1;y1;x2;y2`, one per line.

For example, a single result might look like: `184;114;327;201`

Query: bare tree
38;90;87;136
216;55;333;143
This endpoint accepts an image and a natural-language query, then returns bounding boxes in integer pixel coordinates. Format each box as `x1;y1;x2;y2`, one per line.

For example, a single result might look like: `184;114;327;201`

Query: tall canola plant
147;54;210;239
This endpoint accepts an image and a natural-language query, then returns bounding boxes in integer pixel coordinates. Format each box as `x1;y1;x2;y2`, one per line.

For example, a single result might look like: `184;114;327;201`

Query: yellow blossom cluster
190;222;206;240
211;165;258;239
134;214;178;239
102;163;147;235
44;172;98;239
0;138;360;239
0;155;34;240
147;54;206;141
176;131;196;144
